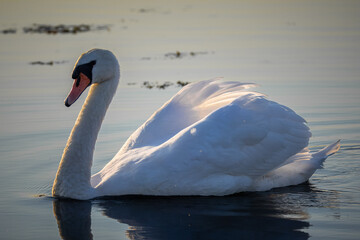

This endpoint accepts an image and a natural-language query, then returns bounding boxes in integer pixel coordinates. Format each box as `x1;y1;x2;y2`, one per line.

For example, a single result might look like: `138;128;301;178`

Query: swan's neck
52;75;119;200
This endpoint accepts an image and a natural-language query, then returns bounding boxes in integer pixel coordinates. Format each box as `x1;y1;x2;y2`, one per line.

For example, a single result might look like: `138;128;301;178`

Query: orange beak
65;72;91;107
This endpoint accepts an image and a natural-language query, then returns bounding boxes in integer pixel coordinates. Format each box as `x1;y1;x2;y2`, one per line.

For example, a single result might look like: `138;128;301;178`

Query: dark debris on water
129;81;190;89
142;81;174;89
23;24;111;34
164;51;211;59
1;24;111;35
141;50;213;61
30;60;68;66
1;28;17;34
176;81;190;87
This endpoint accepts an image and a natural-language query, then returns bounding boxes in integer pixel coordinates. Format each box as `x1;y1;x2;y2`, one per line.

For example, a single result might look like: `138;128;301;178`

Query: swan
52;49;340;200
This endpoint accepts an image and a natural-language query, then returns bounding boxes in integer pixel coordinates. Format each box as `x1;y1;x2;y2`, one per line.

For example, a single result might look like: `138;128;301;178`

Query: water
0;0;359;239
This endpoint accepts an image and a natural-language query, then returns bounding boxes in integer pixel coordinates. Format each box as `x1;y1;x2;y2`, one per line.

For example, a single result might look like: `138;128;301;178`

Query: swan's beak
65;73;91;107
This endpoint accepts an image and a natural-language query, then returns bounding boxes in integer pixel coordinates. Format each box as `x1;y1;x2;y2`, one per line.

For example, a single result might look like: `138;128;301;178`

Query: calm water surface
0;0;359;239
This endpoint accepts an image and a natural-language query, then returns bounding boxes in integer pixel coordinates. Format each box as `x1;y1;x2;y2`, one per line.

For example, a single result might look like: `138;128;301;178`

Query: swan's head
65;49;119;107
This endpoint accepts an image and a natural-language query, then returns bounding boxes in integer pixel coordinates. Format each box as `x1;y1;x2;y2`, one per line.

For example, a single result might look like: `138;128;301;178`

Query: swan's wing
159;92;311;180
118;78;257;154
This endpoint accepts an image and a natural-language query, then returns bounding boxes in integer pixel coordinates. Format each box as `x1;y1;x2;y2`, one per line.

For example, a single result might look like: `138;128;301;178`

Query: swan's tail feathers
311;140;341;169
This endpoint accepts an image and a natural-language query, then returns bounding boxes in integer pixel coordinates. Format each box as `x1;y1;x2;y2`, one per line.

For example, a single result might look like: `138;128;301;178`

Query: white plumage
52;49;340;200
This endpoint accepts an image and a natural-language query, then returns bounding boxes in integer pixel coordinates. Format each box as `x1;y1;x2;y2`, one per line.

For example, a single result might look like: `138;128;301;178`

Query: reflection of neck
53;200;93;240
52;75;119;200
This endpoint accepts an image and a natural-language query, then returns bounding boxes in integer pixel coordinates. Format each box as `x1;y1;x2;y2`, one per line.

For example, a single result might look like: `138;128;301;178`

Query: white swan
52;49;340;200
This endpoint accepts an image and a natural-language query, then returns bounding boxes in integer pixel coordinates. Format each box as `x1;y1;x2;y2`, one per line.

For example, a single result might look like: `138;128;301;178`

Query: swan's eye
72;60;96;81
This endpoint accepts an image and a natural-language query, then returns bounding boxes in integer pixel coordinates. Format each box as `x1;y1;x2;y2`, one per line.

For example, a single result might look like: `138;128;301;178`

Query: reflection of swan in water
52;49;340;200
52;184;340;240
53;200;93;240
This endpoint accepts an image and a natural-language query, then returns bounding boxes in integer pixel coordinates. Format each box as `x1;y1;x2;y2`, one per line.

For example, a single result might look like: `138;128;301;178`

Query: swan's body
52;49;340;200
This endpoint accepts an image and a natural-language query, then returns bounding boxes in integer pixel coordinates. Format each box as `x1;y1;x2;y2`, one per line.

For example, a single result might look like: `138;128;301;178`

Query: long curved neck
52;74;119;200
